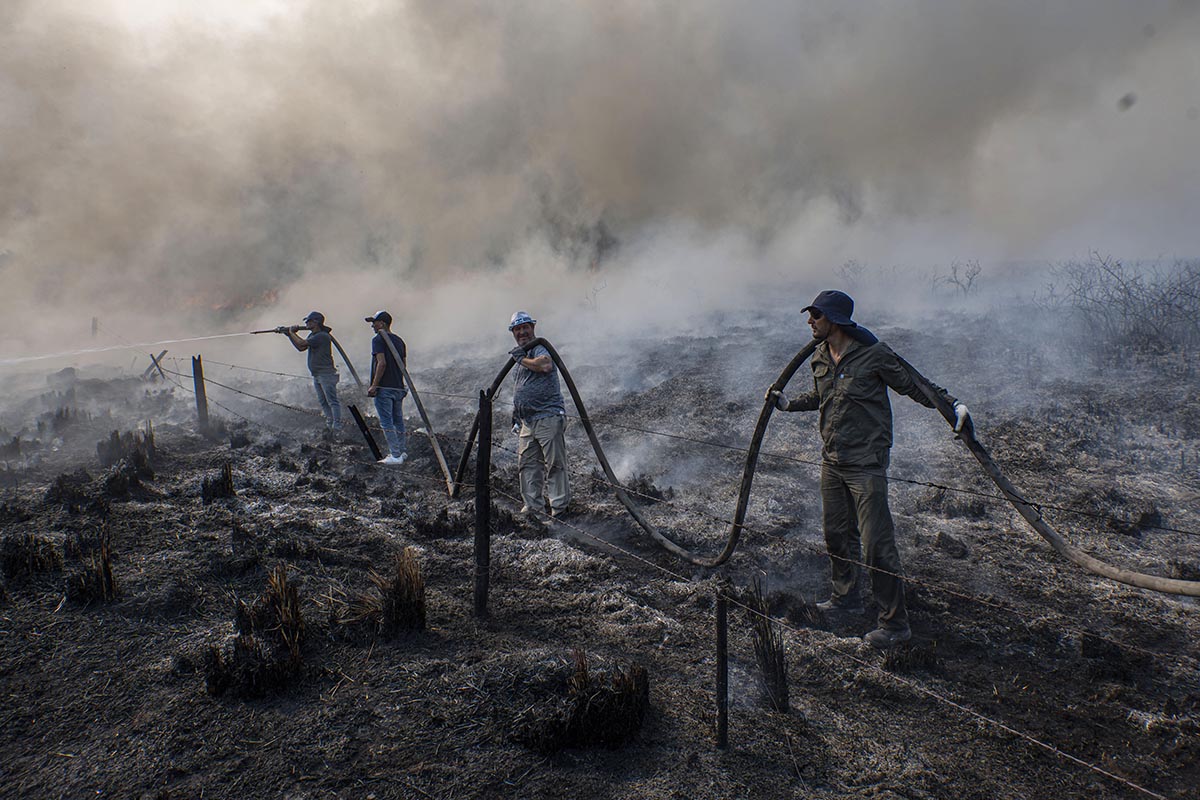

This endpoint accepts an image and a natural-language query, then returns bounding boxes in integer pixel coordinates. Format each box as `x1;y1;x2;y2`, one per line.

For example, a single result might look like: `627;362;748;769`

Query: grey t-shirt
306;330;337;376
512;344;565;423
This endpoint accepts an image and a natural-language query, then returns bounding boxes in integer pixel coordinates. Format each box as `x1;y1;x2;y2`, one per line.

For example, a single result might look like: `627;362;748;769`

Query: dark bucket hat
801;290;857;327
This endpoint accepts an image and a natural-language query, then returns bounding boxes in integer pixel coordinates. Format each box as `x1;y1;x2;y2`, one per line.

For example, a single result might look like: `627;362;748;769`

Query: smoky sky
2;0;1199;353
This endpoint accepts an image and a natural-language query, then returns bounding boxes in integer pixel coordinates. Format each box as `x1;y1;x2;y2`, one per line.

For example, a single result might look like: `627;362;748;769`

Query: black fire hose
453;337;820;568
897;356;1200;597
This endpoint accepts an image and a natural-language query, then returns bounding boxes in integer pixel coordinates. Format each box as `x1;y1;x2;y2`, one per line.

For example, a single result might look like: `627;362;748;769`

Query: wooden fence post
474;390;492;618
192;355;209;432
716;580;729;750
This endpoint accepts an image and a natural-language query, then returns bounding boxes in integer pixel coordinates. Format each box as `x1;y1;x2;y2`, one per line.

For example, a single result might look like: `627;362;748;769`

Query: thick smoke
2;0;1199;360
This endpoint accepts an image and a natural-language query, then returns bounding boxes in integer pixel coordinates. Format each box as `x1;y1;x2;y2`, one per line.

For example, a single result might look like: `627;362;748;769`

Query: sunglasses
808;309;824;320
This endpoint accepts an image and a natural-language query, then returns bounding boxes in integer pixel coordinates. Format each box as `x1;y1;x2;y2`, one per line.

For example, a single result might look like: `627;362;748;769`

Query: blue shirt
370;332;407;390
512;344;565;422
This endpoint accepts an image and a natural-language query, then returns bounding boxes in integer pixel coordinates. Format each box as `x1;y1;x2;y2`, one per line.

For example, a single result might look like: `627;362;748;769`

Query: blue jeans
373;387;407;456
312;373;342;428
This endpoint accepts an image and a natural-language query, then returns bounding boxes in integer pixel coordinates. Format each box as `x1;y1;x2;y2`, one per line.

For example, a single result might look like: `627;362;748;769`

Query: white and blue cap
508;310;536;330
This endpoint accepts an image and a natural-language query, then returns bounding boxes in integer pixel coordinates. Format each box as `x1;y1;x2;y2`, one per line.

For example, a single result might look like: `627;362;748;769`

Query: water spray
0;332;259;367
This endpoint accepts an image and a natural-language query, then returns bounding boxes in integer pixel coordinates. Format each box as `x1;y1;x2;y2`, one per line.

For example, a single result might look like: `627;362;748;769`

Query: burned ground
1;308;1198;799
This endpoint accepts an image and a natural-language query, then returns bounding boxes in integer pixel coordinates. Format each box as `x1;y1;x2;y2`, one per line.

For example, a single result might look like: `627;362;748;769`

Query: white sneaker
378;454;408;465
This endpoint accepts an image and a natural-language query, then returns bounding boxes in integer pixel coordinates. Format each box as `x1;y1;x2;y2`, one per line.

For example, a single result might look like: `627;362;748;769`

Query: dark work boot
864;627;912;649
816;594;864;613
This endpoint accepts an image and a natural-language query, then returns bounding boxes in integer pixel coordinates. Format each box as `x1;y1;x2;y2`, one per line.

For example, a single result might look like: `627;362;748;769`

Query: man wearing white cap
508;311;571;517
365;310;408;465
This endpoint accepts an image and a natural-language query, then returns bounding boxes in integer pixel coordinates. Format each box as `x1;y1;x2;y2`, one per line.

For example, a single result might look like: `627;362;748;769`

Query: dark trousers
820;462;909;631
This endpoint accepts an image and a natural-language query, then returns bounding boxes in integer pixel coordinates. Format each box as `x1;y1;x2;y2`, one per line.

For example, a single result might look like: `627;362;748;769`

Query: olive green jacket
783;338;957;467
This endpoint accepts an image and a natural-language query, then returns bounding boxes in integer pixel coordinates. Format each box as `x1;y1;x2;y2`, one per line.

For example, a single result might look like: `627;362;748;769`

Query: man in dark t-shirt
365;310;408;465
282;310;342;430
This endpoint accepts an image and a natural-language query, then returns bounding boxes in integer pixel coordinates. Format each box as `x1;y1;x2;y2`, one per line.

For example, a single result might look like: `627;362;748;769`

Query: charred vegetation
513;649;650;754
205;564;305;697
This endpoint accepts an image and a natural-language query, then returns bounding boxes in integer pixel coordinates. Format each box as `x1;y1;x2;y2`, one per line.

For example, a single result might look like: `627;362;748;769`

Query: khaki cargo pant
820;461;909;631
518;414;571;513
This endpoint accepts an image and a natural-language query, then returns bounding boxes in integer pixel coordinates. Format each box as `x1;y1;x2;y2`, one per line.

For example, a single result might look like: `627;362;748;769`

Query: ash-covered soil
1;308;1198;800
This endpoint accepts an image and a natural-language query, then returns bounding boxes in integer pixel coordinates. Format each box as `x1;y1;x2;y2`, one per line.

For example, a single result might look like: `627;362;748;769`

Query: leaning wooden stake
375;334;455;495
142;350;168;381
716;580;729;750
474;390;492;619
192;355;209;432
349;405;383;461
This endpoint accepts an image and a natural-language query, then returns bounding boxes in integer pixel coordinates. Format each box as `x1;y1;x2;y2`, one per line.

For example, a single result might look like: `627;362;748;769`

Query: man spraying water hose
770;290;970;649
275;311;343;431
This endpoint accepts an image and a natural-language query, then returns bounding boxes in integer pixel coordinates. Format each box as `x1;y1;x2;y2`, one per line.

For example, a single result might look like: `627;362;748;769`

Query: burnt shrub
514;650;650;754
44;468;93;512
65;529;118;604
413;506;471;538
1;533;63;582
767;591;827;631
883;640;942;674
0;502;31;524
329;548;425;639
201;463;236;504
1039;255;1200;363
205;564;305;697
96;425;156;474
622;472;675;504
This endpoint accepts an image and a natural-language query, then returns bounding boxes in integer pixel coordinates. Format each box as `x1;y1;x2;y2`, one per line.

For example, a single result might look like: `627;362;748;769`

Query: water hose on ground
897;356;1200;597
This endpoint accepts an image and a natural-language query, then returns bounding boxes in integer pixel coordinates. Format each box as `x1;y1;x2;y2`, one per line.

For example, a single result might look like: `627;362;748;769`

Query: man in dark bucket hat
770;290;970;648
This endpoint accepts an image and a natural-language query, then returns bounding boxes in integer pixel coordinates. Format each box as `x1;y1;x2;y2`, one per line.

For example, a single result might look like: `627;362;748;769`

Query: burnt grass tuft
1;533;63;582
746;580;789;713
329;547;426;639
514;649;650;754
206;564;305;697
96;425;156;471
65;527;118;604
883;640;942;674
201;463;236;504
0;501;32;524
44;468;94;512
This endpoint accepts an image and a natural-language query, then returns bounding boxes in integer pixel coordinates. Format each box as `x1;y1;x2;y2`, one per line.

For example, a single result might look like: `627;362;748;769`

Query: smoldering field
4;1;1200;798
2;264;1200;799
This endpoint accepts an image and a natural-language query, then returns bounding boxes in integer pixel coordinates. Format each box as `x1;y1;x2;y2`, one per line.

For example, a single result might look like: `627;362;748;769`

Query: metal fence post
474;390;492;618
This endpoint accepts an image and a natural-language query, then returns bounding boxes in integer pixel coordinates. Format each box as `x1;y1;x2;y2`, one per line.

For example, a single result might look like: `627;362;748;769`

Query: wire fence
51;338;1195;799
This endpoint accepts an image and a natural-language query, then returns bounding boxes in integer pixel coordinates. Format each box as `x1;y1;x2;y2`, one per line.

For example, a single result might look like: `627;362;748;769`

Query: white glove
511;422;521;436
767;389;788;411
953;402;970;433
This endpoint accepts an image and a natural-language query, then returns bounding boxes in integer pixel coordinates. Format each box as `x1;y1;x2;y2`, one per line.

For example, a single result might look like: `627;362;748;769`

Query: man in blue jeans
365;310;408;465
281;311;342;431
